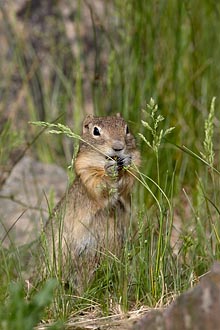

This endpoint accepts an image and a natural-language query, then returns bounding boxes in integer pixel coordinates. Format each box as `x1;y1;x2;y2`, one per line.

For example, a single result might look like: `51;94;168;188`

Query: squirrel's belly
74;233;97;256
71;219;125;259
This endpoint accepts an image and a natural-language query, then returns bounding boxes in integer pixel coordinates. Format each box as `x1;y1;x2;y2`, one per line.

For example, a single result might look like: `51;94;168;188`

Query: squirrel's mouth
105;155;124;169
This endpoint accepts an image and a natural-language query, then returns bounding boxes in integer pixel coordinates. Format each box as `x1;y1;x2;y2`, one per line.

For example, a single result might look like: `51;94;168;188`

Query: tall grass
1;0;220;327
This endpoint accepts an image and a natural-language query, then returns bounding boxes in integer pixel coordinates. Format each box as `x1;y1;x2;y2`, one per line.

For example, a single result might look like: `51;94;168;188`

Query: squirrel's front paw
105;159;118;177
105;155;132;177
120;155;132;168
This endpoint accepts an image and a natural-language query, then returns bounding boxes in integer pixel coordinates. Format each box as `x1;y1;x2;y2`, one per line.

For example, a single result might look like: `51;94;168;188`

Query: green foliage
139;98;175;155
201;96;216;167
0;280;58;330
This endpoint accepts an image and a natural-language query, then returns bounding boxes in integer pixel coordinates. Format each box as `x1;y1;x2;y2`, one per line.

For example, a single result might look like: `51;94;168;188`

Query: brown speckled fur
36;114;140;291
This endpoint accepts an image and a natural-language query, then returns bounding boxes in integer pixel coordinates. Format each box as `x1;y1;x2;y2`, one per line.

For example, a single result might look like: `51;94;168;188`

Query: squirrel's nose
112;140;125;152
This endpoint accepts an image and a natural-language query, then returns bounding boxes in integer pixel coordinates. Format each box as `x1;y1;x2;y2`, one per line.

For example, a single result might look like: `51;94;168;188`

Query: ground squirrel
36;114;140;290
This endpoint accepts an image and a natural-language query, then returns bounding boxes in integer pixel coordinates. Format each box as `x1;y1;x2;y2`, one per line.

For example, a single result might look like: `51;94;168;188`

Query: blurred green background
1;1;220;185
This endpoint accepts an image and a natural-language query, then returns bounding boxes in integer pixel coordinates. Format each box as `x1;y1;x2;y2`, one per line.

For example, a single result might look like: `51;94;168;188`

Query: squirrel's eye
93;126;101;136
126;125;130;134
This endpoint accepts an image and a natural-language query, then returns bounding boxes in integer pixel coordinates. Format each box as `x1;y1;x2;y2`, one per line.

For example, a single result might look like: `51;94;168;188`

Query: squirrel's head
80;114;137;158
75;114;140;192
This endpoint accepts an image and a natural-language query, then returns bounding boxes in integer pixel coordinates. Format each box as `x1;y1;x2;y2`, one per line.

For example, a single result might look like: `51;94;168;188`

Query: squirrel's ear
83;114;93;134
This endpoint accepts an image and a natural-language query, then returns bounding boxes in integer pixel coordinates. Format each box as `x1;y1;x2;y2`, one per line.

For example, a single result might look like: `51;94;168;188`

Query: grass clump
139;98;175;156
200;96;216;168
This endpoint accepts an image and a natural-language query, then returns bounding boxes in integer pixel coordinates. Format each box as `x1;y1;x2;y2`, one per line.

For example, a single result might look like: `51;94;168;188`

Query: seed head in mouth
105;155;119;161
105;155;125;172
